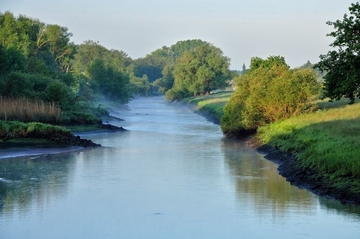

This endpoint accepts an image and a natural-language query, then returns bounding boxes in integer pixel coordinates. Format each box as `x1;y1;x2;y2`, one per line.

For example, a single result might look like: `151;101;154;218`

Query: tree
249;56;288;72
166;43;230;101
35;24;76;72
241;63;246;74
146;39;211;93
221;56;320;138
73;41;132;74
315;2;360;103
153;64;175;94
130;74;151;96
86;59;131;103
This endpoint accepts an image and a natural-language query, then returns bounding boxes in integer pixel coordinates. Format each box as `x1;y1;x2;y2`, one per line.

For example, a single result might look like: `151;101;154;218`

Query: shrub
221;59;320;137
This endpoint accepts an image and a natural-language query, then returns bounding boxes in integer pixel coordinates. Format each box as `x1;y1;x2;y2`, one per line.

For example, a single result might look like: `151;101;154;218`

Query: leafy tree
133;56;165;83
166;43;230;101
134;39;210;87
86;59;131;103
34;24;76;72
249;56;288;72
0;12;40;57
130;74;151;96
221;56;320;138
44;80;73;110
0;44;26;73
315;2;360;103
72;40;132;74
153;64;175;94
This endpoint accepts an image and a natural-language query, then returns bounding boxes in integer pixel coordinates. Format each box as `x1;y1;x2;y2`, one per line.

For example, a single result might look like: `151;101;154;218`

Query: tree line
0;12;236;124
1;1;358;135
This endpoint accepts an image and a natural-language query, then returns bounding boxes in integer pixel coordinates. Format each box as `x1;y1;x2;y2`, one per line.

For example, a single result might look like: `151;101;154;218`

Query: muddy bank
257;144;360;205
1;132;101;149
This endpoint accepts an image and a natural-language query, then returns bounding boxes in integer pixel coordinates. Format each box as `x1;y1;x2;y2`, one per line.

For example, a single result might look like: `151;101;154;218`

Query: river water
1;96;360;239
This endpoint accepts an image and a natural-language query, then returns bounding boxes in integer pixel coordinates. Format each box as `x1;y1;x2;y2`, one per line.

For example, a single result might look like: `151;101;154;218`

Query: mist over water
1;96;360;239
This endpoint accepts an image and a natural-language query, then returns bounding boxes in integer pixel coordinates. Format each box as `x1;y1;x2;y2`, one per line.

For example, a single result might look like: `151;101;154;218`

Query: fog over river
1;96;360;239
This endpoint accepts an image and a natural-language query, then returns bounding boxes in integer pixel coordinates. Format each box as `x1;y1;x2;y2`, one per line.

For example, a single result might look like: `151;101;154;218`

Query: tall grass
257;102;360;177
0;97;62;123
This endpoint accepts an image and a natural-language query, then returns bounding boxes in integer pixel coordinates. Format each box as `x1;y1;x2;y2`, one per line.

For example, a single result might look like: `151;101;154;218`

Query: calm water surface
1;96;360;239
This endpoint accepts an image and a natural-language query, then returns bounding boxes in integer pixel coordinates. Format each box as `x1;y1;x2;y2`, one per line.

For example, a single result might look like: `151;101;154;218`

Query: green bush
221;57;320;137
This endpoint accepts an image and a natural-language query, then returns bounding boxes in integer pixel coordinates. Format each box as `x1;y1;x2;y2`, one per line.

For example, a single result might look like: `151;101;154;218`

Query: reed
0;97;62;123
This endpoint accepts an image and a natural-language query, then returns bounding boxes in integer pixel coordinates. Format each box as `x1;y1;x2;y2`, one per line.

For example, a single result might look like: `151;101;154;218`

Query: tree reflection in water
222;138;316;217
0;153;77;214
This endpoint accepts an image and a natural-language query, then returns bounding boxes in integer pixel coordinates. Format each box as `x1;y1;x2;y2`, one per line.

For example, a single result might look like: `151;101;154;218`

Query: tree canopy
165;42;231;101
315;2;360;103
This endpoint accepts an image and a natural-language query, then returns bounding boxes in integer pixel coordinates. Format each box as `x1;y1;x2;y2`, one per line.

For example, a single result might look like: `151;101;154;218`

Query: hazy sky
2;0;356;69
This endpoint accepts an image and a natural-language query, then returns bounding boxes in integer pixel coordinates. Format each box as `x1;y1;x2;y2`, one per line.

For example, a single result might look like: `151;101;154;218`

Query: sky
1;0;357;69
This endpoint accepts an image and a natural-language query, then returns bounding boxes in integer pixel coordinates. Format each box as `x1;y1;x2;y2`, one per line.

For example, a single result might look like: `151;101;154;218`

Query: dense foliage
221;56;320;138
0;12;137;125
165;43;231;101
315;2;360;103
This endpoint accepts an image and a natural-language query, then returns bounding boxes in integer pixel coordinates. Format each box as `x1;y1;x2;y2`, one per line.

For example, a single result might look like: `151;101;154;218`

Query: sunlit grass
257;101;360;177
186;91;233;121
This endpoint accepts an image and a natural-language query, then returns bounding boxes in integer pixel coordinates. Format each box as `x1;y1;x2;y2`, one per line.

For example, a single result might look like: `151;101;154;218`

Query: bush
221;61;320;137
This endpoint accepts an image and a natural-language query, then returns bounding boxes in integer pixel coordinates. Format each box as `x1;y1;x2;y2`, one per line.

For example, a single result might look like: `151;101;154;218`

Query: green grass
185;91;233;121
0;120;72;140
257;101;360;178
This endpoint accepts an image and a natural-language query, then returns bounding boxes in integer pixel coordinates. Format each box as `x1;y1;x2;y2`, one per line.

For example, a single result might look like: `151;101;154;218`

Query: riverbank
184;91;232;124
0;100;128;159
186;93;360;205
255;101;360;205
257;144;360;205
0;121;102;148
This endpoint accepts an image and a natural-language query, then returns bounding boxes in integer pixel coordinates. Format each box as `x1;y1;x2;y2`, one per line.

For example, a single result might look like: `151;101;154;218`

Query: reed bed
0;97;62;123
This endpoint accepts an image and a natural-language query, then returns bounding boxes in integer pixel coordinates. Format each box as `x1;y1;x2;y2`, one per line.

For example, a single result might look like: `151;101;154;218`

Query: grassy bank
257;101;360;178
256;101;360;201
0;121;100;147
185;91;233;122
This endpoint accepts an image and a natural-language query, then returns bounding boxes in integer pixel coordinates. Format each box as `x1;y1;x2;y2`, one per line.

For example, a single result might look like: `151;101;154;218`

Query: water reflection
0;152;78;215
319;197;360;219
223;138;317;214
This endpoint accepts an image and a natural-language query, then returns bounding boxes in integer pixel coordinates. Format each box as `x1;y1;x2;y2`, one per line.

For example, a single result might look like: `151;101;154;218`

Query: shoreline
188;102;360;206
257;144;360;205
0;122;126;160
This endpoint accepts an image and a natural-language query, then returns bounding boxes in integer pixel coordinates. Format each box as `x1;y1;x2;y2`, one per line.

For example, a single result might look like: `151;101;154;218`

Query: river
1;96;360;239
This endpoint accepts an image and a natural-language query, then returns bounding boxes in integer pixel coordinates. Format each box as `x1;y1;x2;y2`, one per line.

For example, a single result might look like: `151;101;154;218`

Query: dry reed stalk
0;96;61;122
